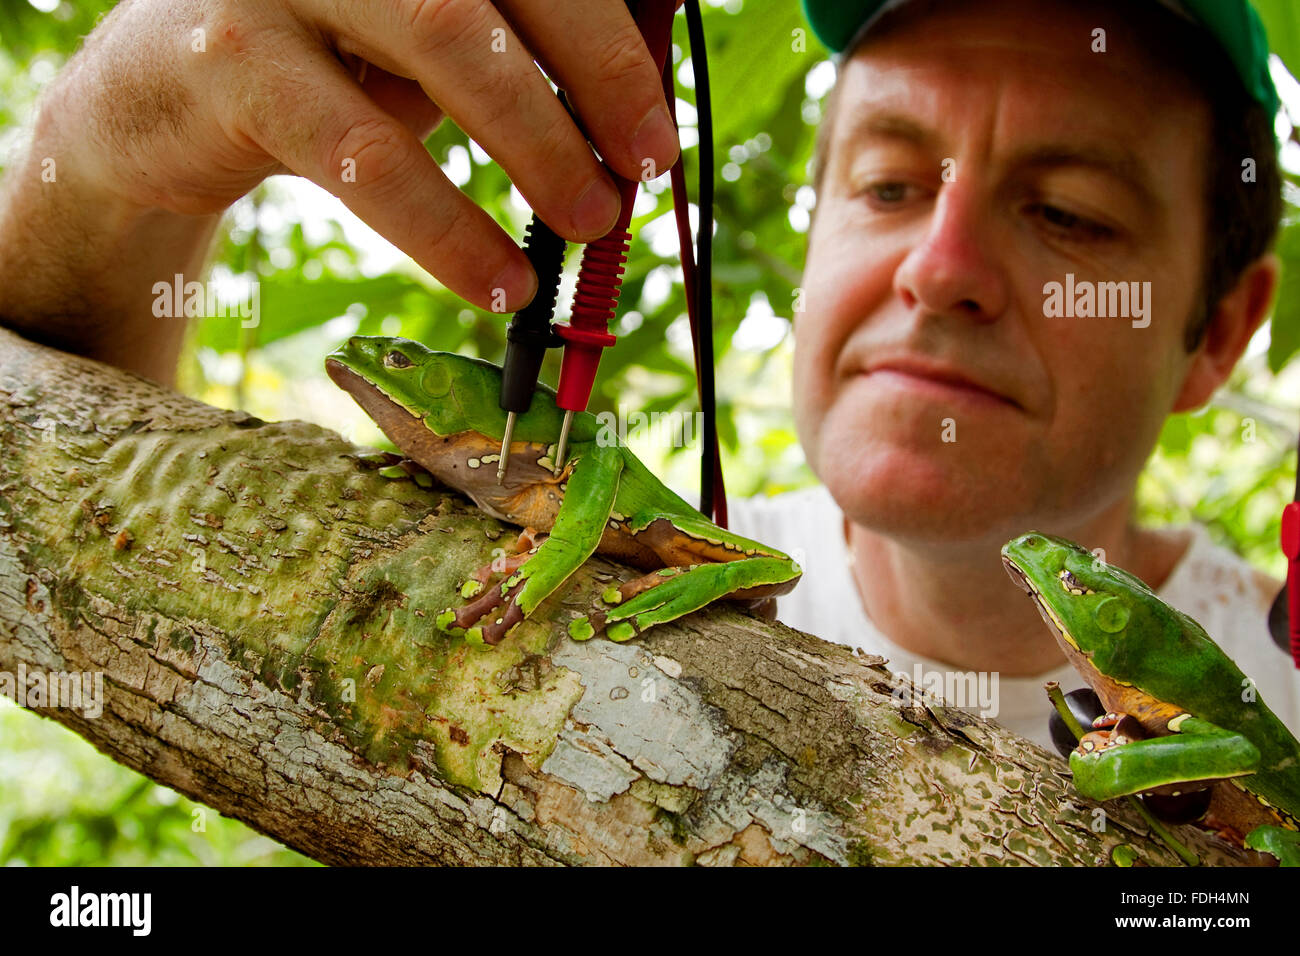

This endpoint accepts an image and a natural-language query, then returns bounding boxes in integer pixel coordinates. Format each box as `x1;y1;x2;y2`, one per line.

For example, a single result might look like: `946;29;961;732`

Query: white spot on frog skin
467;458;481;469
481;454;500;465
610;511;626;521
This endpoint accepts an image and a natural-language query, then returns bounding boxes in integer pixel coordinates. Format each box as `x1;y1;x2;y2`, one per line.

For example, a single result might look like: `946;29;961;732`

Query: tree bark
0;326;1252;866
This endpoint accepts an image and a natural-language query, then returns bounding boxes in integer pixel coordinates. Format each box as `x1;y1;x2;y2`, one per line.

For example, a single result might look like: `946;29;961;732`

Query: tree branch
0;327;1252;866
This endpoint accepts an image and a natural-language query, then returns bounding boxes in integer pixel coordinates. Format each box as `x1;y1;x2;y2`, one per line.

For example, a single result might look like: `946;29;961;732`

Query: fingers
494;0;680;181
338;53;445;141
236;35;538;312
299;0;677;242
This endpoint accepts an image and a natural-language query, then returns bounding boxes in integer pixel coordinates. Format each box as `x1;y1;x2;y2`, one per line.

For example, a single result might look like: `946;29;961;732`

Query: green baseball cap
800;0;1281;119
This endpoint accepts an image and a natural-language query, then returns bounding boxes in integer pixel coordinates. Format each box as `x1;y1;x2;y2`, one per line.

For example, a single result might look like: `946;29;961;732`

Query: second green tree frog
1002;532;1300;866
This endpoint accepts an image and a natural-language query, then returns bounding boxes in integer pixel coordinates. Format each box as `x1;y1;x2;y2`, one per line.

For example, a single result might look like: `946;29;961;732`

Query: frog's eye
383;350;414;370
1058;568;1094;596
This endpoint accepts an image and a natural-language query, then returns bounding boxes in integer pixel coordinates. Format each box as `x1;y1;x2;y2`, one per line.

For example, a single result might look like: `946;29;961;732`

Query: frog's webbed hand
446;528;546;636
438;445;623;645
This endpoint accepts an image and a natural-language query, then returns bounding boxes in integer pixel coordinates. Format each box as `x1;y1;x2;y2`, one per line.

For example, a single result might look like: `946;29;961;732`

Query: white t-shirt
725;483;1300;752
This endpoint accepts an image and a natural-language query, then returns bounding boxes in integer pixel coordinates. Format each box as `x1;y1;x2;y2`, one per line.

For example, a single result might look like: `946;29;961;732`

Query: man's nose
893;179;1008;321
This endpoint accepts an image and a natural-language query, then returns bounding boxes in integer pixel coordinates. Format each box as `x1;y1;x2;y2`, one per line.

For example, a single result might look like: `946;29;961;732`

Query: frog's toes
433;611;486;646
570;601;642;642
1110;845;1141;867
601;566;697;607
450;586;505;628
568;616;596;641
441;577;520;641
606;620;637;642
479;585;525;645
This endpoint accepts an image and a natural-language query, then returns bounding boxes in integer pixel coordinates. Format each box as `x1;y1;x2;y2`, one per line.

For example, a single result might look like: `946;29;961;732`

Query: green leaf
1253;0;1300;82
703;0;814;150
193;273;426;353
1268;222;1300;372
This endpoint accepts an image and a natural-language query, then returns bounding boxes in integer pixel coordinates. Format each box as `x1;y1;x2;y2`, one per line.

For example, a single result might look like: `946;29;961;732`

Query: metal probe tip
497;413;517;484
554;410;574;478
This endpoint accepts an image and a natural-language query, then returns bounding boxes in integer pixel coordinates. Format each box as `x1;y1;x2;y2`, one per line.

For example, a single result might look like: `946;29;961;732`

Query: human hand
46;0;684;311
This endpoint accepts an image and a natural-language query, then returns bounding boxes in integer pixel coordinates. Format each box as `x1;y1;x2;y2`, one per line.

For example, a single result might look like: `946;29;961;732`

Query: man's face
795;0;1210;547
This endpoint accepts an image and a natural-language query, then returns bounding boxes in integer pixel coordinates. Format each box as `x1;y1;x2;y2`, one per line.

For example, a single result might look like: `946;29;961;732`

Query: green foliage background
2;0;1299;865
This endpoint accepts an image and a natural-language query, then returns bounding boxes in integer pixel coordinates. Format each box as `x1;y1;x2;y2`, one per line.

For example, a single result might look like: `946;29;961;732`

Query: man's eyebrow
1006;145;1162;210
837;111;939;150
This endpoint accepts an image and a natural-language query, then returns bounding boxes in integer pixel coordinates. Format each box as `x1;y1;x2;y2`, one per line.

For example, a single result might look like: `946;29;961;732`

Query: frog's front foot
443;577;527;645
439;529;545;645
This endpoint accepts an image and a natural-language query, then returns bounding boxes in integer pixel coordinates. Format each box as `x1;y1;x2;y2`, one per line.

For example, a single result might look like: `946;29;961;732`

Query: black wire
684;0;722;523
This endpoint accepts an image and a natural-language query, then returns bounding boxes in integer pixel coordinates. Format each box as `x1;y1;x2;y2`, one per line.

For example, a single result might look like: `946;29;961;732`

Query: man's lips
857;357;1021;409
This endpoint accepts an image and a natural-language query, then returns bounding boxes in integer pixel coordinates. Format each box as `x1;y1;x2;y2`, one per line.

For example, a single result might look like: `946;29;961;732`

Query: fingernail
632;104;679;174
572;176;621;237
491;257;537;311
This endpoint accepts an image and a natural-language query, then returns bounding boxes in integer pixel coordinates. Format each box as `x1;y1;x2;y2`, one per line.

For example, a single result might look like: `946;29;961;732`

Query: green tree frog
325;336;801;645
1002;532;1300;866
